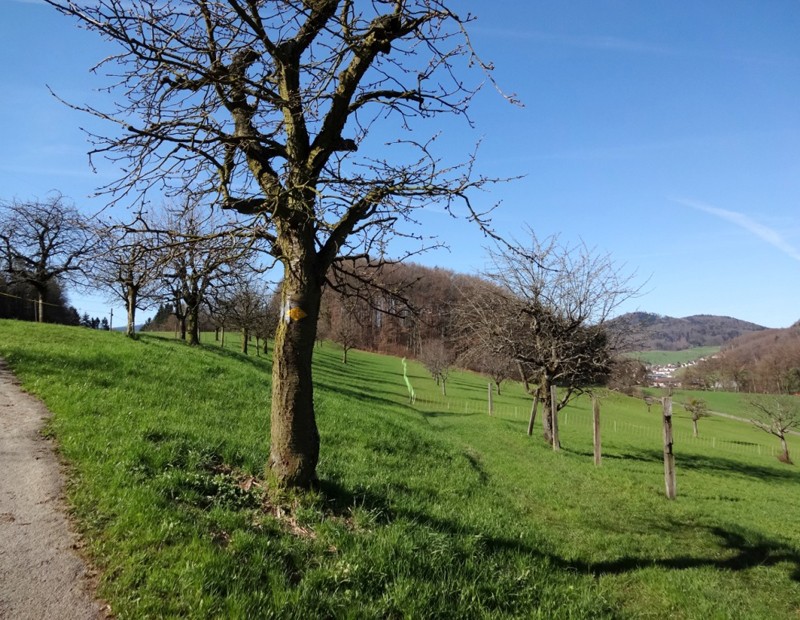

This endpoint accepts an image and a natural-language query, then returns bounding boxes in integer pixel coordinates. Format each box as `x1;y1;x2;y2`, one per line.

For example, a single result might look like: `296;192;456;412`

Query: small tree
457;230;640;445
329;298;362;364
683;397;710;438
750;396;800;464
159;201;248;346
219;275;270;355
419;339;456;396
91;223;164;338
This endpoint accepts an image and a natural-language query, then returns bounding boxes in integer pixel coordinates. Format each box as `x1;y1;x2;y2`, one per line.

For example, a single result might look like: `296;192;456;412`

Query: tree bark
242;329;249;355
550;384;560;452
780;435;791;463
268;249;323;489
527;394;539;436
126;287;137;338
541;377;553;443
187;297;200;345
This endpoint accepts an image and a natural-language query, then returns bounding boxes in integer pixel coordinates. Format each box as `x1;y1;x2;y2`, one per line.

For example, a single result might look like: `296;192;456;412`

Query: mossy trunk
268;245;323;489
780;436;791;463
187;297;200;346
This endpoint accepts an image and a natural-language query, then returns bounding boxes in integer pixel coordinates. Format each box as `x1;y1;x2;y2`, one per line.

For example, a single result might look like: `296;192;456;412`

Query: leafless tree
0;194;92;322
158;201;252;346
218;275;271;355
750;396;800;464
45;0;512;487
419;338;455;395
682;397;710;438
91;222;164;337
327;297;362;363
458;230;640;444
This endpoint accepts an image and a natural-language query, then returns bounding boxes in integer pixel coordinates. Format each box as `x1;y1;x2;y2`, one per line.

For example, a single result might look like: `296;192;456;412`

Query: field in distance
0;320;798;618
628;346;721;366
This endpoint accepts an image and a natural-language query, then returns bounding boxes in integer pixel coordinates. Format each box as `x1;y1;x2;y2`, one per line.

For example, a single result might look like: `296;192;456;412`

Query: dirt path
0;360;107;619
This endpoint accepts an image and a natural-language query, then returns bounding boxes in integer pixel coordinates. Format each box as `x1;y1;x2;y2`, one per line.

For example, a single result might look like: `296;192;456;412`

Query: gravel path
0;360;107;619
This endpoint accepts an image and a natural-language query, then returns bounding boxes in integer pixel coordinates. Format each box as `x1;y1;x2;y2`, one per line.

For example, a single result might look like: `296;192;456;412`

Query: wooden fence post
487;383;493;416
592;394;601;466
662;397;676;499
550;385;560;452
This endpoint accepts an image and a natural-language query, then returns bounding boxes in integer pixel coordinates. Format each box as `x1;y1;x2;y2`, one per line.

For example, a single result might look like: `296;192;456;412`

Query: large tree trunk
540;377;553;443
187;298;200;345
126;287;137;338
268;251;323;489
37;292;45;323
780;435;791;463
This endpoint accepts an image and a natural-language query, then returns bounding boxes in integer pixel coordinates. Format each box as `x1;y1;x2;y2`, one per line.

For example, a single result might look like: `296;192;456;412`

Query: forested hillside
610;312;766;351
684;323;800;393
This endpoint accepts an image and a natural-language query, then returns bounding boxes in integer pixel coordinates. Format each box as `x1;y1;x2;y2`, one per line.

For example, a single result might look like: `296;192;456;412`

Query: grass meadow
0;320;798;618
629;347;720;366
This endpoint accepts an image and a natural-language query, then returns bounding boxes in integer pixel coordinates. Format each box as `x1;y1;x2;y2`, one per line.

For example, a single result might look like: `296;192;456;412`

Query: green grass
630;347;720;365
1;319;799;618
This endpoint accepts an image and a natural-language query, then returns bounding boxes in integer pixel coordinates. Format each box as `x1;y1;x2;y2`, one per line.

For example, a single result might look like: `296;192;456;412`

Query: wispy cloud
675;198;800;261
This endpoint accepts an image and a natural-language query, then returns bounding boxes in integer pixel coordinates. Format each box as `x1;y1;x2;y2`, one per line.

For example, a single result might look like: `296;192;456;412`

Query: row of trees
0;193;280;348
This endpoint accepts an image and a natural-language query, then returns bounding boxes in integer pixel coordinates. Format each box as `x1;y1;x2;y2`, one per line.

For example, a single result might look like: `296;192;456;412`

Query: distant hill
609;312;767;351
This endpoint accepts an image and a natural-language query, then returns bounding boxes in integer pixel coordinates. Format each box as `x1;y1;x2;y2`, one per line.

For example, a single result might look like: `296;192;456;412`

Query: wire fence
410;390;784;460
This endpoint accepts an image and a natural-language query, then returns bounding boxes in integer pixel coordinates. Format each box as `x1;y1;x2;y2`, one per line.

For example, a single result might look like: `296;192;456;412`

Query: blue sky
1;0;799;328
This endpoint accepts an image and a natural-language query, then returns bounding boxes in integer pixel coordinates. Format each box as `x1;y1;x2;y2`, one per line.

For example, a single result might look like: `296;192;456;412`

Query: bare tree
0;194;92;322
419;338;455;395
683;397;710;438
219;275;270;355
327;296;362;363
159;201;250;346
750;396;799;464
91;223;164;337
47;0;509;487
458;230;640;444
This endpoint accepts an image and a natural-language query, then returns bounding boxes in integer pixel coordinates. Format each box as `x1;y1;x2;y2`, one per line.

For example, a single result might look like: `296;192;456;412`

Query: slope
0;319;798;619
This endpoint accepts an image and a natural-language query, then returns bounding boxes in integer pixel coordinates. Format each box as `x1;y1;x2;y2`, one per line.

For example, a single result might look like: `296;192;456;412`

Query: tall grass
1;319;798;619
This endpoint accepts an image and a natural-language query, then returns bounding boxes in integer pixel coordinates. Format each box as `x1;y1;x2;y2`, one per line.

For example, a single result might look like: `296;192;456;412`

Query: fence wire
409;390;782;460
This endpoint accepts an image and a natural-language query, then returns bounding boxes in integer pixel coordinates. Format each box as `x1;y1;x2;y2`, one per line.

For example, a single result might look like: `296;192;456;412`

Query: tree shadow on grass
600;448;800;484
316;477;800;583
316;382;413;412
573;521;800;582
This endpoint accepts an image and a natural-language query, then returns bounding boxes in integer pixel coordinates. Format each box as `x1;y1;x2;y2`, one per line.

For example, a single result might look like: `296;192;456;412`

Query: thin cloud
675;198;800;262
